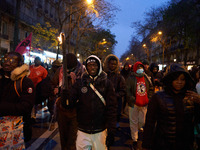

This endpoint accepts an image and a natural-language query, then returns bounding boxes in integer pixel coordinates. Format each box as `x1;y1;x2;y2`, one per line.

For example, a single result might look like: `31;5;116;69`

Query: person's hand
70;72;76;85
106;132;115;147
186;90;200;104
54;87;59;95
60;89;71;108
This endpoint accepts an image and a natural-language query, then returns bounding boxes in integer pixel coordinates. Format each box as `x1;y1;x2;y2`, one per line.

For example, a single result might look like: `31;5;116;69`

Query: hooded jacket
61;55;117;134
142;63;199;150
149;63;163;86
103;54;126;99
126;62;154;107
0;64;35;141
120;62;131;81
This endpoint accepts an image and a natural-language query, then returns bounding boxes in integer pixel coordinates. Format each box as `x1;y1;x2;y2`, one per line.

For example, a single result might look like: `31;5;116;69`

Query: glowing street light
157;31;165;68
142;43;150;61
86;0;93;5
158;31;162;35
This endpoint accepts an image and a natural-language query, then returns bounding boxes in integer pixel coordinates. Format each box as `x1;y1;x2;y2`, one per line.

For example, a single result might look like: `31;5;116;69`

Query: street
25;103;136;150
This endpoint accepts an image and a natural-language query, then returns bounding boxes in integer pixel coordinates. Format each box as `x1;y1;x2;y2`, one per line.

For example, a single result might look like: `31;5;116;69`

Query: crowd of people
0;51;200;150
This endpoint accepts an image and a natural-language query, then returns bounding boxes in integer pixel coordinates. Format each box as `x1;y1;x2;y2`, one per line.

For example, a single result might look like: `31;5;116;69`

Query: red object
28;65;48;87
15;33;32;54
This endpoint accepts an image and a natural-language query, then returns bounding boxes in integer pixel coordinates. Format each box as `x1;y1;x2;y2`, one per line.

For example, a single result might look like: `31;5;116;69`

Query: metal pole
61;33;68;90
56;43;59;60
162;46;164;68
68;2;72;53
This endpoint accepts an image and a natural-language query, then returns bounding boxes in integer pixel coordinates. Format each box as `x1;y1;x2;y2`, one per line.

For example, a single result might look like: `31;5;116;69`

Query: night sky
109;0;170;59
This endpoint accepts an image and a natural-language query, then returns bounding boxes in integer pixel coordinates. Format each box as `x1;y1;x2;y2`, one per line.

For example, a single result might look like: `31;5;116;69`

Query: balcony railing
0;33;9;40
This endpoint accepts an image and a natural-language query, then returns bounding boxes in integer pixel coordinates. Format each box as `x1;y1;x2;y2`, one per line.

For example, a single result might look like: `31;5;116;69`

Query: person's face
108;60;117;71
125;65;129;70
144;64;149;70
52;65;60;72
34;58;41;66
137;64;143;70
87;62;99;76
172;73;186;93
153;67;158;73
2;53;19;72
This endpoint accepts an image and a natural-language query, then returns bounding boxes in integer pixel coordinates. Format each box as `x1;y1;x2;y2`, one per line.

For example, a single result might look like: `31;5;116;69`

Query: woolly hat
52;60;62;67
66;53;78;69
142;59;149;65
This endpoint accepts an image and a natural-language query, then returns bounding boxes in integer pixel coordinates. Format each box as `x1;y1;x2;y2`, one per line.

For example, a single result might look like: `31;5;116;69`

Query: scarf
135;75;149;106
59;67;76;88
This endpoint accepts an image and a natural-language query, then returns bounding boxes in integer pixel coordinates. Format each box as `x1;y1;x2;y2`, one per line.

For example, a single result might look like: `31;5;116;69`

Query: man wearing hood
126;61;154;149
142;63;200;150
103;54;126;129
0;52;35;148
61;55;117;150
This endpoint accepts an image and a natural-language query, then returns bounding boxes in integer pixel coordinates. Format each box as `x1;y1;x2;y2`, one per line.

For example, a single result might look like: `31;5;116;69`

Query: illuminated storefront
23;48;63;65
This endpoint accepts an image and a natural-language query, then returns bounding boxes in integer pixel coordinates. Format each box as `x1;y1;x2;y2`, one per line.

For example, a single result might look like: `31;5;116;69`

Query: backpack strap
14;76;25;97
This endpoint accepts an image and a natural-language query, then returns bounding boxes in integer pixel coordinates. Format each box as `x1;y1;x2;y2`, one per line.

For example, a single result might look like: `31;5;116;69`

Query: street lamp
158;31;162;35
86;0;93;5
56;33;62;60
142;43;150;62
157;31;165;68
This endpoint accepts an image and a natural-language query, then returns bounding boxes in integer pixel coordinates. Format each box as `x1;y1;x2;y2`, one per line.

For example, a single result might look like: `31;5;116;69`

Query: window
2;21;7;35
25;31;29;38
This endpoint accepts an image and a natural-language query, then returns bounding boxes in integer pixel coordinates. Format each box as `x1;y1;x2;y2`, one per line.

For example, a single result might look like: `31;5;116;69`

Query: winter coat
126;62;154;107
149;63;163;86
0;64;35;142
142;63;199;150
103;54;126;99
61;55;117;134
120;62;131;81
142;91;198;150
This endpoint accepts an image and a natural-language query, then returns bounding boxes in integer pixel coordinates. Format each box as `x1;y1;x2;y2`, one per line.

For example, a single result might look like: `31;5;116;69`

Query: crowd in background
0;51;200;150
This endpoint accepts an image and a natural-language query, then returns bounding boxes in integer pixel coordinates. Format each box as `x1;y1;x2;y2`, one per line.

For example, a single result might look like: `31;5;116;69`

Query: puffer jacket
143;91;196;150
143;63;199;150
61;55;117;134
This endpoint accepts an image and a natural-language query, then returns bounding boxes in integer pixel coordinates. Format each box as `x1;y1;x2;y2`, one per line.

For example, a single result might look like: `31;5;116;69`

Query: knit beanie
66;53;78;69
52;60;62;67
142;59;149;65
